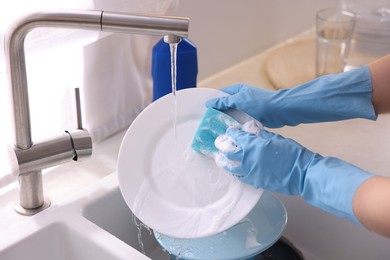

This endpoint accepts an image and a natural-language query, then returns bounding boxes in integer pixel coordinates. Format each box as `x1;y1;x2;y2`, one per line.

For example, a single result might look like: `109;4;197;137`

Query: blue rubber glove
223;128;373;225
206;66;377;128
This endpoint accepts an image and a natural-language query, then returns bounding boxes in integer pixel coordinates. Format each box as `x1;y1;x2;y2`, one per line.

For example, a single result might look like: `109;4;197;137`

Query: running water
132;213;152;255
133;40;180;258
169;41;179;142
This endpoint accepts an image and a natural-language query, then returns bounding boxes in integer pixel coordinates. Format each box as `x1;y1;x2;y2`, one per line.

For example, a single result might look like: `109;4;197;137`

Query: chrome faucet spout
4;10;190;215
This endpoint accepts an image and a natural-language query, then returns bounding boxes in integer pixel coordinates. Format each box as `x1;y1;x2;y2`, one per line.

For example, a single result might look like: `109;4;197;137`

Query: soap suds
242;120;263;135
212;119;264;169
240;217;262;248
214;152;240;169
214;134;238;153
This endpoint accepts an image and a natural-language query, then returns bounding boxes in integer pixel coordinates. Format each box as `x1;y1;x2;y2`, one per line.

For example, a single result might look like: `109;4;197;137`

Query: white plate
117;88;263;239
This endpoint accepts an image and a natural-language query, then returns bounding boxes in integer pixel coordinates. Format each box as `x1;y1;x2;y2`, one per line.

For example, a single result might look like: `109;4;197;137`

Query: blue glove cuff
268;66;377;127
302;156;374;225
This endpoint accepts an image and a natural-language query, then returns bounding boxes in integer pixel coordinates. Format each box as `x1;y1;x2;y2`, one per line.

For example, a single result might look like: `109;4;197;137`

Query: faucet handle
66;129;92;161
75;88;83;129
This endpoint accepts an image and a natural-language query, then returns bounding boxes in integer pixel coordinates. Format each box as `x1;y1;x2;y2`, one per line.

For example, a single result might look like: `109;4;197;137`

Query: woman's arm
353;55;390;238
353;176;390;238
369;54;390;114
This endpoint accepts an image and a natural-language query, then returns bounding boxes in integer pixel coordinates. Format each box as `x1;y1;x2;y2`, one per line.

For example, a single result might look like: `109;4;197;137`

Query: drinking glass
316;8;356;77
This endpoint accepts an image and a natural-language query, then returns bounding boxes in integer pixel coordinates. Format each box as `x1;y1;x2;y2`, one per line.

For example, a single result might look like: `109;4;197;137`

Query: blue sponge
191;107;241;158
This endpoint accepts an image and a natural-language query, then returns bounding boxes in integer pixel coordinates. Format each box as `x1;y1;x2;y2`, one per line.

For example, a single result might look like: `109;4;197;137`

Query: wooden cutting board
266;38;317;89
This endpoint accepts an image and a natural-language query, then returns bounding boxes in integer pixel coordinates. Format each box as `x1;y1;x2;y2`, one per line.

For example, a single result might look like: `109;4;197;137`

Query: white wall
167;0;339;80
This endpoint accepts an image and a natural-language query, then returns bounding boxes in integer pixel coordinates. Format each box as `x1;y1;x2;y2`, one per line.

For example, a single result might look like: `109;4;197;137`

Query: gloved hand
221;128;373;225
206;66;377;128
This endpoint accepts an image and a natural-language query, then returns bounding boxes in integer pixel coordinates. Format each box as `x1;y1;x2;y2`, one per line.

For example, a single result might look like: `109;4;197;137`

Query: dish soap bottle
152;37;198;101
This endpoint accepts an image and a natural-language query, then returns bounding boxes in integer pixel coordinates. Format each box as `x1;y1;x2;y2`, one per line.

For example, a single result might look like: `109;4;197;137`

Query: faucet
4;10;189;215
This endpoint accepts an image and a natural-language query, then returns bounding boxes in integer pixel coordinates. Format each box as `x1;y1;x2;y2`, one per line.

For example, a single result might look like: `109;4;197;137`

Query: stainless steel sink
82;186;169;259
0;174;164;260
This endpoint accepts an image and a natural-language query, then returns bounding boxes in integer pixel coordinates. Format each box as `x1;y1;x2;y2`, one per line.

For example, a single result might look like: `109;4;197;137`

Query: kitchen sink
0;174;163;260
82;186;169;259
0;222;122;260
0;172;289;260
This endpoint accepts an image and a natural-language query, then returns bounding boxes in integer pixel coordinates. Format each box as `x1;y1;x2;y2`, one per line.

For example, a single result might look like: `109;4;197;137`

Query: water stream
135;40;180;258
132;213;152;255
169;41;179;143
